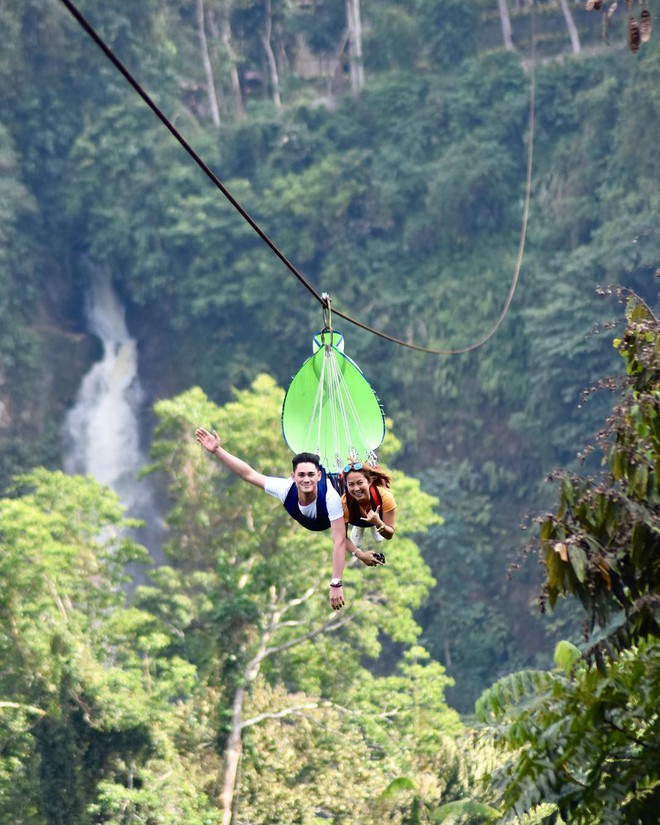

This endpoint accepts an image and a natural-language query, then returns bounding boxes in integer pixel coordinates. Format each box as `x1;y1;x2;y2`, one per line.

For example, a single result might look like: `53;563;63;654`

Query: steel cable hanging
333;58;534;356
58;0;321;306
58;0;535;357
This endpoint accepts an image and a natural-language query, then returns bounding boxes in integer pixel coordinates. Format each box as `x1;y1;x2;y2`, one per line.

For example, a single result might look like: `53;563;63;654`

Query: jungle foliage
2;3;658;716
0;380;466;824
0;1;659;821
476;293;660;823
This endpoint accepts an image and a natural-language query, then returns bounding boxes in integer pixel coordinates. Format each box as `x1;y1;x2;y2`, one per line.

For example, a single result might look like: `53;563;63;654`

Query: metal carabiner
321;292;332;334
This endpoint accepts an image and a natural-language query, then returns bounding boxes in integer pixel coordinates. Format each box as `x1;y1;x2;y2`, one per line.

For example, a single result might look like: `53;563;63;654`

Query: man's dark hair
292;452;321;470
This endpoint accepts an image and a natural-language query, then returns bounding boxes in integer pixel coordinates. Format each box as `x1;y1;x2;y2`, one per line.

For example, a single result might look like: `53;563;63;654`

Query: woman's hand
364;505;382;528
354;548;385;567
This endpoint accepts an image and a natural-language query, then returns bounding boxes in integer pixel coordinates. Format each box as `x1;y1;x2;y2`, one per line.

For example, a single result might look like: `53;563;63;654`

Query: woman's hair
344;464;391;525
344;463;391;490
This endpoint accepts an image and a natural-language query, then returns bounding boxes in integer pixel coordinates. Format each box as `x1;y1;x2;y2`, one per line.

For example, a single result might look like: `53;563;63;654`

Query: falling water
63;271;165;560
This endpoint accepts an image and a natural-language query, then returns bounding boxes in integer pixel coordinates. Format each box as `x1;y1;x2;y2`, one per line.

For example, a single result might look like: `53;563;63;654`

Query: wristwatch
330;578;343;588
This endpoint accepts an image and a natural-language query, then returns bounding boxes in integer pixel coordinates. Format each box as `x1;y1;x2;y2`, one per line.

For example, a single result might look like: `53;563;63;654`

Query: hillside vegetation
0;2;658;821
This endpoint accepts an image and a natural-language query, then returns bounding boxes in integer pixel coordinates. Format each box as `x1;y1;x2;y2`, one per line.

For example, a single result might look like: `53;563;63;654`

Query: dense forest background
1;1;658;823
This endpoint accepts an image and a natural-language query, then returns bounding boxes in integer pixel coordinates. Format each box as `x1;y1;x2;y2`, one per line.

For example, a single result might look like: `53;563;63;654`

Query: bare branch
262;0;282;107
497;0;515;50
0;701;47;717
262;609;364;659
280;586;316;612
558;0;581;54
272;619;306;629
345;0;365;92
241;701;329;731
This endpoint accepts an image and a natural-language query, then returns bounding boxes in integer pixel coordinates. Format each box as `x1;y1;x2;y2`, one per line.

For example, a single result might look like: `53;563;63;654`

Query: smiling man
195;428;351;610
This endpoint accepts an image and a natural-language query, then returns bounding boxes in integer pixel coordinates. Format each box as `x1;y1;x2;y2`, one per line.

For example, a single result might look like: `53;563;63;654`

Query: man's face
292;462;321;495
346;472;370;502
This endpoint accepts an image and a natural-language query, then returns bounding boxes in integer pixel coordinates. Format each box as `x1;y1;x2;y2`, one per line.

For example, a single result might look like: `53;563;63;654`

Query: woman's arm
346;529;387;563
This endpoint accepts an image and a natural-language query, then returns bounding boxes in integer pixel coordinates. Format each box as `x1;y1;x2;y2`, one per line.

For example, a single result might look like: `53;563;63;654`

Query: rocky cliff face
0;266;100;487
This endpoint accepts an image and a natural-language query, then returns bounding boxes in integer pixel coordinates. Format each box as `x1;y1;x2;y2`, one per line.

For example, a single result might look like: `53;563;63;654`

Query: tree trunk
216;587;353;822
220;685;246;825
345;0;364;93
197;0;221;126
262;0;282;108
558;0;581;53
497;0;515;51
219;592;277;822
219;0;244;119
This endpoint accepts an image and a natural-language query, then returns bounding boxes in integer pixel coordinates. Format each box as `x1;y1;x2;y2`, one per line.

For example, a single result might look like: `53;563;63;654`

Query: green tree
475;291;660;822
0;123;41;488
540;292;660;649
0;469;219;824
477;639;660;824
236;644;468;823
147;374;443;820
1;0;659;760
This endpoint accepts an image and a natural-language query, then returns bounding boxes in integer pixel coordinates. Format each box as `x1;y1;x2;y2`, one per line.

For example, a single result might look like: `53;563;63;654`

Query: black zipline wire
58;0;535;356
58;0;321;306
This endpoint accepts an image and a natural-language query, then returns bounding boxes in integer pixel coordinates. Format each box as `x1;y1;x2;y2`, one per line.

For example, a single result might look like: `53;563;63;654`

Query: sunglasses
343;462;364;473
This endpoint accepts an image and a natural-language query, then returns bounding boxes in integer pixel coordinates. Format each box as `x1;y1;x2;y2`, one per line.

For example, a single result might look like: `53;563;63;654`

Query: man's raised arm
196;428;268;489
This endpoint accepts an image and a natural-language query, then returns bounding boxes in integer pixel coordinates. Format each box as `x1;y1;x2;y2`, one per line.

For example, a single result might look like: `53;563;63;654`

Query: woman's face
346;471;370;502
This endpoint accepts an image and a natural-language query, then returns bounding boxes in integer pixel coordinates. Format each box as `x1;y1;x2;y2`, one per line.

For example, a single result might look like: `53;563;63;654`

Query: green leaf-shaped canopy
281;330;385;473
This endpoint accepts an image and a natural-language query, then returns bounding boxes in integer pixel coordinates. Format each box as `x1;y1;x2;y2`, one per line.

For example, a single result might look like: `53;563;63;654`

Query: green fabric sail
281;330;385;473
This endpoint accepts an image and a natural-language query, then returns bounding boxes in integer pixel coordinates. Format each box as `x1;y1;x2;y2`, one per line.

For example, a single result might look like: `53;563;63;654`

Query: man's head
292;452;322;472
291;452;322;498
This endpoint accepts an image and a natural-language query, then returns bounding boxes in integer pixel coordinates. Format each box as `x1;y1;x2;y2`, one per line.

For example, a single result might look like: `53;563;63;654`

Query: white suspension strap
325;350;345;470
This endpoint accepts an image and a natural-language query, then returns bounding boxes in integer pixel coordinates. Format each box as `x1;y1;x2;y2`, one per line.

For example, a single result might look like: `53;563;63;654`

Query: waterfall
63;271;164;559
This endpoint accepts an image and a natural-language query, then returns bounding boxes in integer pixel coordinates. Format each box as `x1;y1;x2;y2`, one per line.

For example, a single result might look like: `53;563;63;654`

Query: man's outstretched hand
196;427;219;454
330;585;345;611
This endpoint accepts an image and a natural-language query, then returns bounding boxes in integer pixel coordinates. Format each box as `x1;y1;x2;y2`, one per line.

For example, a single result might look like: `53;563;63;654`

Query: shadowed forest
1;1;659;822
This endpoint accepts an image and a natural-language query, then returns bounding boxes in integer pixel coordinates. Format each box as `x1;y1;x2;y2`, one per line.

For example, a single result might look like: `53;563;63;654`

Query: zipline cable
333;50;535;356
58;0;535;357
58;0;321;305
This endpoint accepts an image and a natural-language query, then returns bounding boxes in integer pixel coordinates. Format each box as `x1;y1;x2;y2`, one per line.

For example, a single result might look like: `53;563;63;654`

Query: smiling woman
342;463;396;561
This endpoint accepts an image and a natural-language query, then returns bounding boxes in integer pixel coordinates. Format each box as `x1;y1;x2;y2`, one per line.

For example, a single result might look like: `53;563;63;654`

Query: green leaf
433;799;501;822
553;640;582;674
380;776;418;799
567;544;587;584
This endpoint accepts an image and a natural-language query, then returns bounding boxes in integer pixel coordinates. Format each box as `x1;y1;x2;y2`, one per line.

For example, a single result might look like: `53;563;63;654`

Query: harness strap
283;471;331;532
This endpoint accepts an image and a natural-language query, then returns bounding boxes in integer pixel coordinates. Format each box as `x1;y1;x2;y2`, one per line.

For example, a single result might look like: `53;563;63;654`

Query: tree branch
278;586;316;615
241;701;329;731
0;701;46;717
262;609;364;659
603;717;658;751
197;0;221;126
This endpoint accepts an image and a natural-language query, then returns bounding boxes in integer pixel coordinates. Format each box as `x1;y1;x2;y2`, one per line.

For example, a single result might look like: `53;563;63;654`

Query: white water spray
63;271;164;557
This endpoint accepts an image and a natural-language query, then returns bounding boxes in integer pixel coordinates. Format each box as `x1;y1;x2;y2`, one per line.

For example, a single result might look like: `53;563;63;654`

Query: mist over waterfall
63;271;165;559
